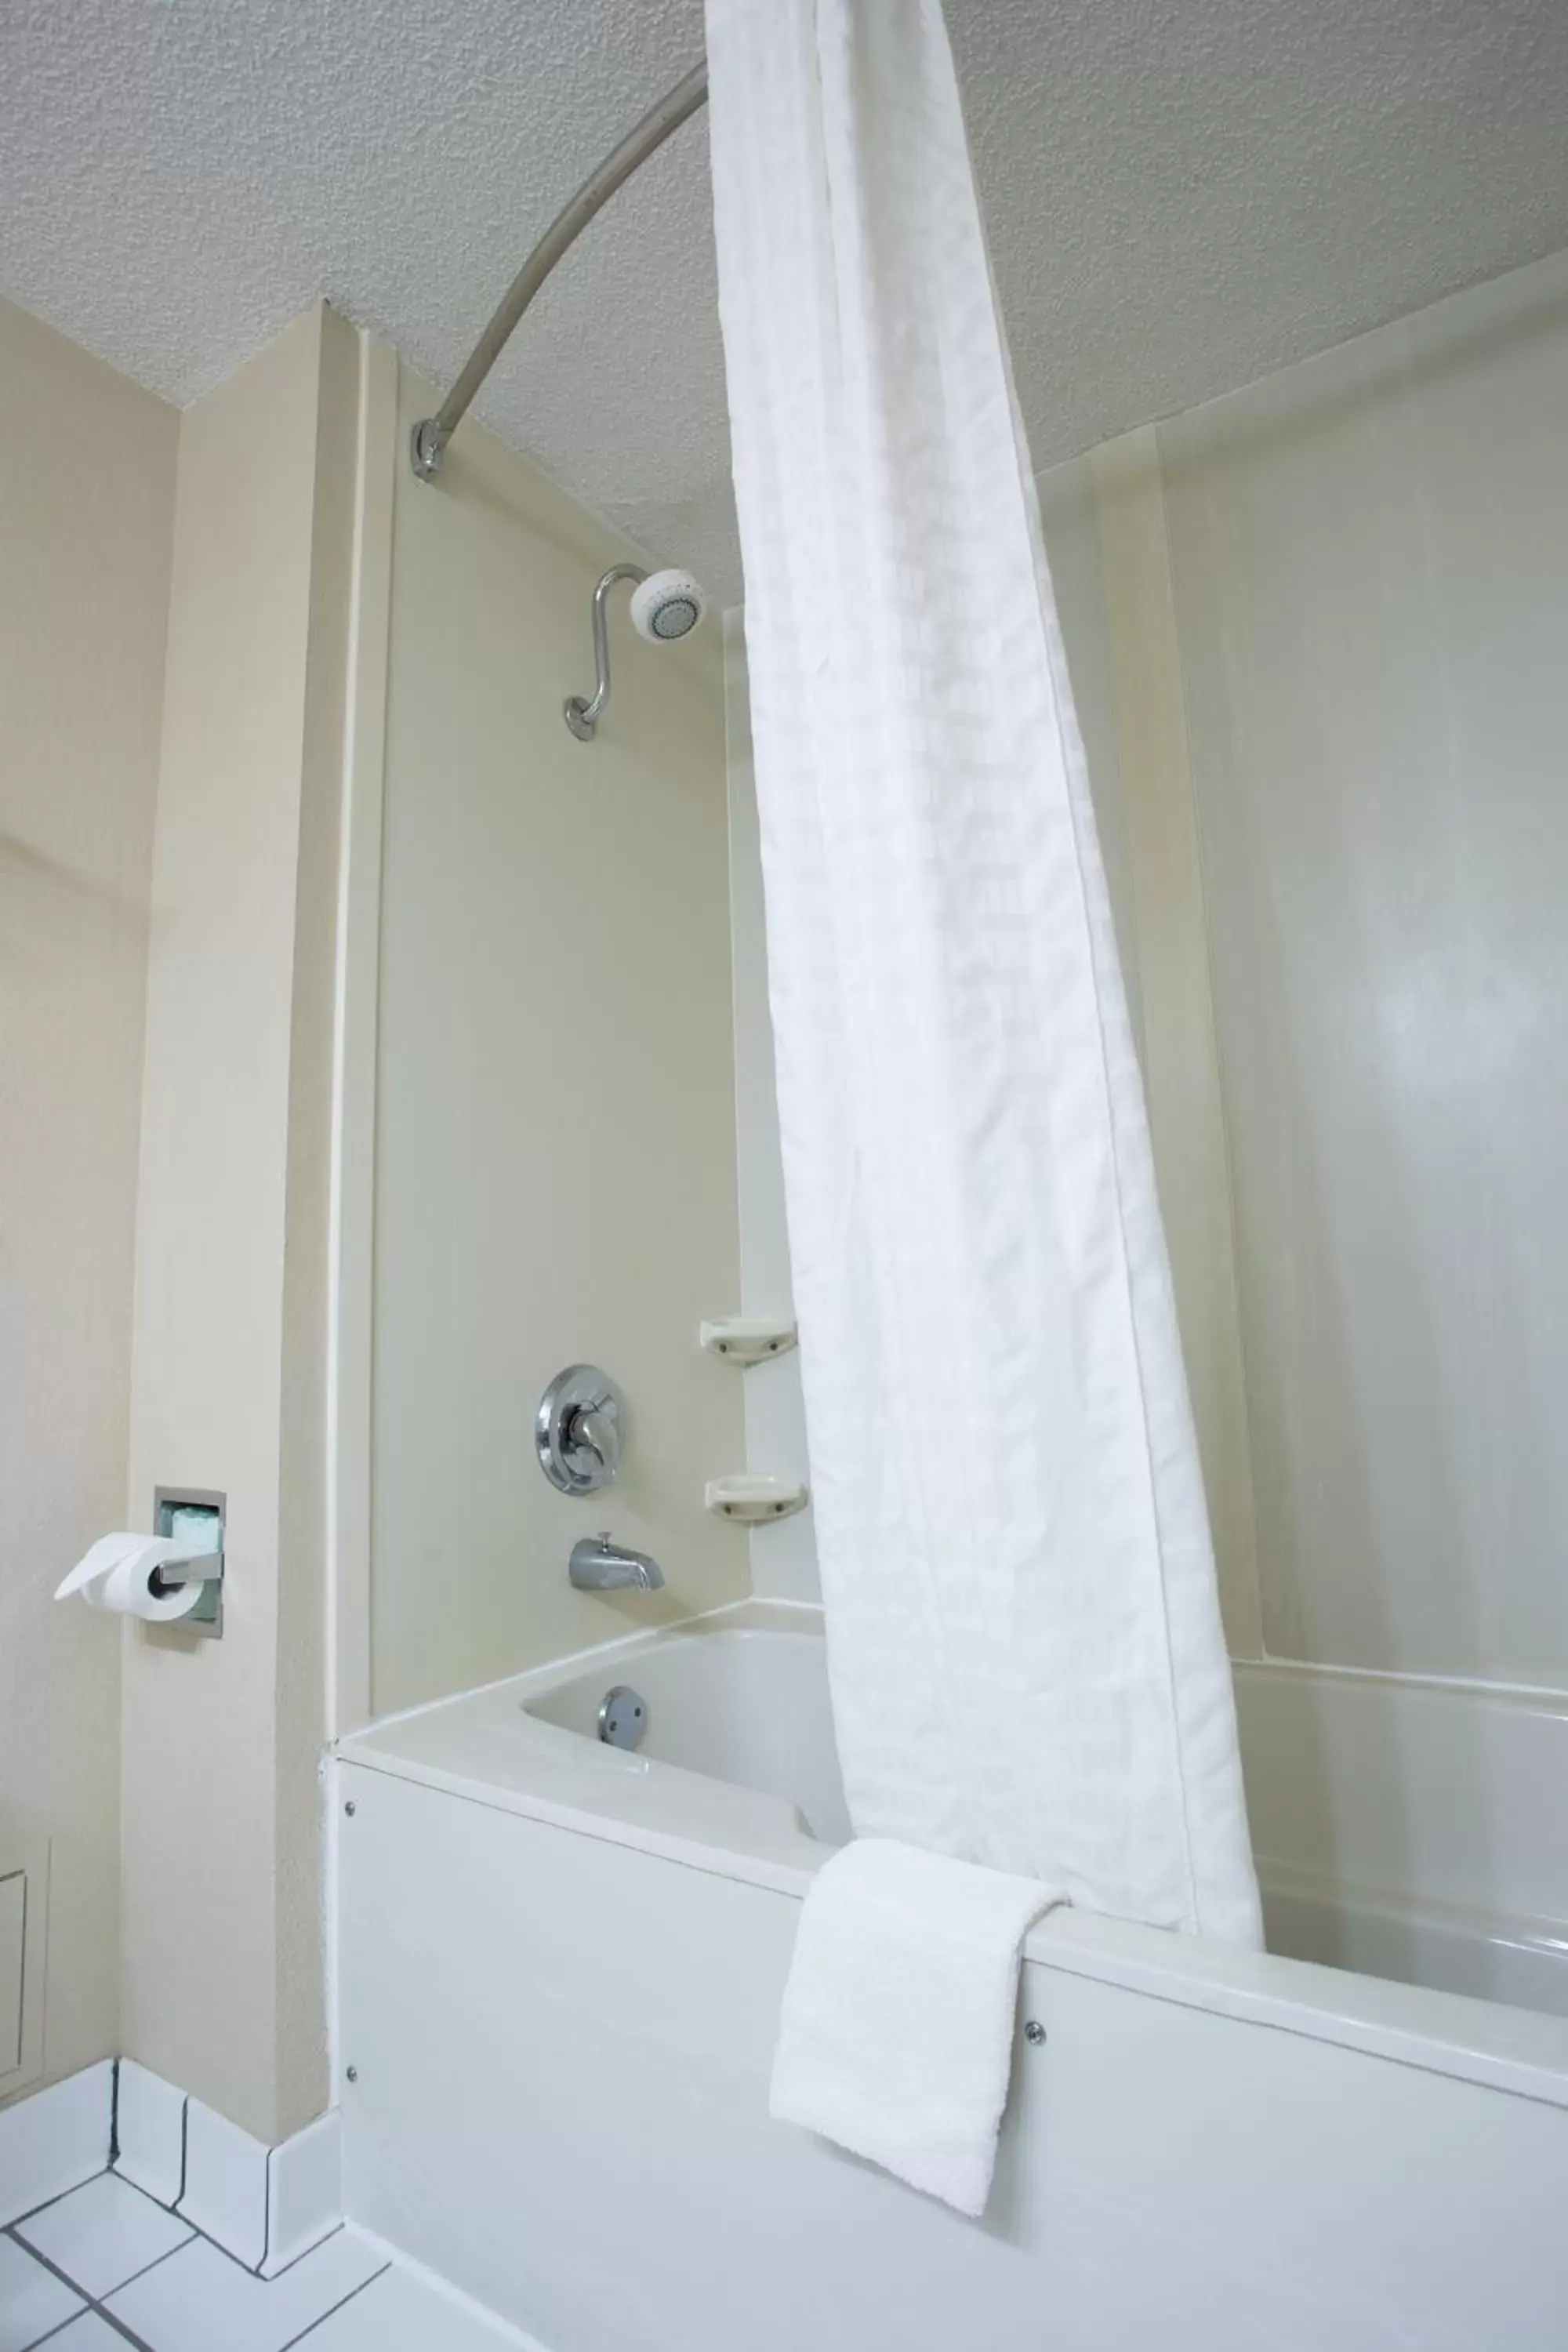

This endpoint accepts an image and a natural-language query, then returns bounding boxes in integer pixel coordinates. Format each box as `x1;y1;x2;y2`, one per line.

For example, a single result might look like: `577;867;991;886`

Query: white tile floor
0;2232;83;2351
18;2178;191;2302
0;2172;539;2350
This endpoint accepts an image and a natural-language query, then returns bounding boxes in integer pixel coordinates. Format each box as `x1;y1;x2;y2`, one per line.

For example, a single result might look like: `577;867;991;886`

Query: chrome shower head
564;564;709;741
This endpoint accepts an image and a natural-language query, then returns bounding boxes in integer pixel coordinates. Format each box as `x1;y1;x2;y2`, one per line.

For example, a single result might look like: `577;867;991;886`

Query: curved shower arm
564;564;648;742
411;61;710;481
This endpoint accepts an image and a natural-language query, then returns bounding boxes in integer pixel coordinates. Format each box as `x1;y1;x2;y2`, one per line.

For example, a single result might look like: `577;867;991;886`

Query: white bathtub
520;1612;853;1846
336;1601;1568;2351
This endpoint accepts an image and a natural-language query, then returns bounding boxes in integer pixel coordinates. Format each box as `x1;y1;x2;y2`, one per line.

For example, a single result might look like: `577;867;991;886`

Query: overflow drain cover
597;1685;648;1750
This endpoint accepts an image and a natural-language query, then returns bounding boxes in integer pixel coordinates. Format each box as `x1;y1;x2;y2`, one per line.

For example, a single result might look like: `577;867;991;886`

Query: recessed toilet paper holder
151;1486;226;1637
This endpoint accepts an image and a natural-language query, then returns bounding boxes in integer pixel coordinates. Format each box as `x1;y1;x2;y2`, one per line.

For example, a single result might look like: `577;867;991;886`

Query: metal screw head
345;2065;359;2084
343;1800;356;1817
1024;2019;1046;2047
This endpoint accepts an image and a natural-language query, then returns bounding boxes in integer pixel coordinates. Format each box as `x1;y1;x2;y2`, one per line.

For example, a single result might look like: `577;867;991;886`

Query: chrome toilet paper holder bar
152;1485;226;1638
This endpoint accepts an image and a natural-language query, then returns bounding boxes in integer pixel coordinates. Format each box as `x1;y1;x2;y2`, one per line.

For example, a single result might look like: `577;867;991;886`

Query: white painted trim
261;2107;342;2276
108;2060;345;2273
327;328;398;1748
112;2057;186;2205
176;2095;269;2267
0;1833;49;2101
0;2060;113;2226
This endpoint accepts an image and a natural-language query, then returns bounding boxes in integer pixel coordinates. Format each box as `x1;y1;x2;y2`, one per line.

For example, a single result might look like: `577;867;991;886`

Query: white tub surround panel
706;0;1256;1940
1156;250;1568;1686
1080;429;1266;1664
1236;1659;1568;2013
370;367;743;1716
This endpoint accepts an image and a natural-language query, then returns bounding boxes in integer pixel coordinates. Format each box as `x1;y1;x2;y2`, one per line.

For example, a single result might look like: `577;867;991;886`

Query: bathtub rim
334;1597;1568;2117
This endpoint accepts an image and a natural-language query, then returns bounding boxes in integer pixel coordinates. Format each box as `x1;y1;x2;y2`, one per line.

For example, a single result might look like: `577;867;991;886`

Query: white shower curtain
706;0;1261;1945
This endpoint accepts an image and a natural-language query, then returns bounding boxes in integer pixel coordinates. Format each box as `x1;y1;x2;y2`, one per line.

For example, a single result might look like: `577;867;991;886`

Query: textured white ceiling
5;0;1568;599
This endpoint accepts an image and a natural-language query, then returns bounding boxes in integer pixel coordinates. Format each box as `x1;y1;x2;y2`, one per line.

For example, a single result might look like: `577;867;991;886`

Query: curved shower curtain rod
409;60;710;481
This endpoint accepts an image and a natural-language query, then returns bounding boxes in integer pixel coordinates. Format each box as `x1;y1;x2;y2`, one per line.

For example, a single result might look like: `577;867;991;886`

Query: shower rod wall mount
411;60;710;483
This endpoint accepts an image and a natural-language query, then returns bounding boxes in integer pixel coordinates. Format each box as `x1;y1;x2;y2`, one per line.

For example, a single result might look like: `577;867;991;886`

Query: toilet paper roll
92;1544;207;1624
55;1531;207;1624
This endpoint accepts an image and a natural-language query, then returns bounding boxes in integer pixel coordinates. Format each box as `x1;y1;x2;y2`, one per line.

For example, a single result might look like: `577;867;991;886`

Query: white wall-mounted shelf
699;1316;798;1366
704;1475;809;1525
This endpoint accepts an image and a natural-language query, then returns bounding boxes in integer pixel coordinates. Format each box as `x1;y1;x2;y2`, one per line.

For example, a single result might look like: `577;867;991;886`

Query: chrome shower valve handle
536;1365;626;1494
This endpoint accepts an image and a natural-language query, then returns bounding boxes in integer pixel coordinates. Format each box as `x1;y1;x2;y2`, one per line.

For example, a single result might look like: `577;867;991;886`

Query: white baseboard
261;2106;342;2276
176;2094;270;2267
0;2060;114;2226
114;2056;186;2204
0;2056;345;2274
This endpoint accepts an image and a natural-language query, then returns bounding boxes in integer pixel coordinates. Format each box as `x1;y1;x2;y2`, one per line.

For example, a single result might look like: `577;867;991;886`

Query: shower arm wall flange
410;60;710;483
564;564;647;741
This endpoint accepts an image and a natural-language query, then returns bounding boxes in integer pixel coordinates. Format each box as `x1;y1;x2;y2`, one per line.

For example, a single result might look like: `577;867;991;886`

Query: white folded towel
770;1837;1061;2216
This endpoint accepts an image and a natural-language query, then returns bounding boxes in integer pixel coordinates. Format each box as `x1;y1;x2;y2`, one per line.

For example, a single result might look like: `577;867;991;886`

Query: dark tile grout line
119;2071;328;2285
16;2067;347;2298
278;2261;394;2350
8;2077;499;2347
6;2190;393;2350
49;2300;154;2349
5;2217;163;2350
23;2067;327;2284
15;2160;357;2288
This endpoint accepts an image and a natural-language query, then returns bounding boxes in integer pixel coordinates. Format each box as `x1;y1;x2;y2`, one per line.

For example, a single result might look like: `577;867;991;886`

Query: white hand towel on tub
770;1838;1062;2216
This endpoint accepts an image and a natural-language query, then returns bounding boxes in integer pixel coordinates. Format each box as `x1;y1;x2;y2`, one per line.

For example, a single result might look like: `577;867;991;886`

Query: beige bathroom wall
368;372;745;1715
1157;248;1568;1686
0;296;177;2099
121;303;359;2143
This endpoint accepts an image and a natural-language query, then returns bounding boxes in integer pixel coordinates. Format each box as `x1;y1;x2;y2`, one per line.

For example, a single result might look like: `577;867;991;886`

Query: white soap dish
704;1475;809;1525
699;1316;799;1365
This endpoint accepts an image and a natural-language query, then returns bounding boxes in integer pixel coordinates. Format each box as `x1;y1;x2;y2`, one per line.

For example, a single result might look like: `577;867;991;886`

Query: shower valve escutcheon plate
536;1365;626;1495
